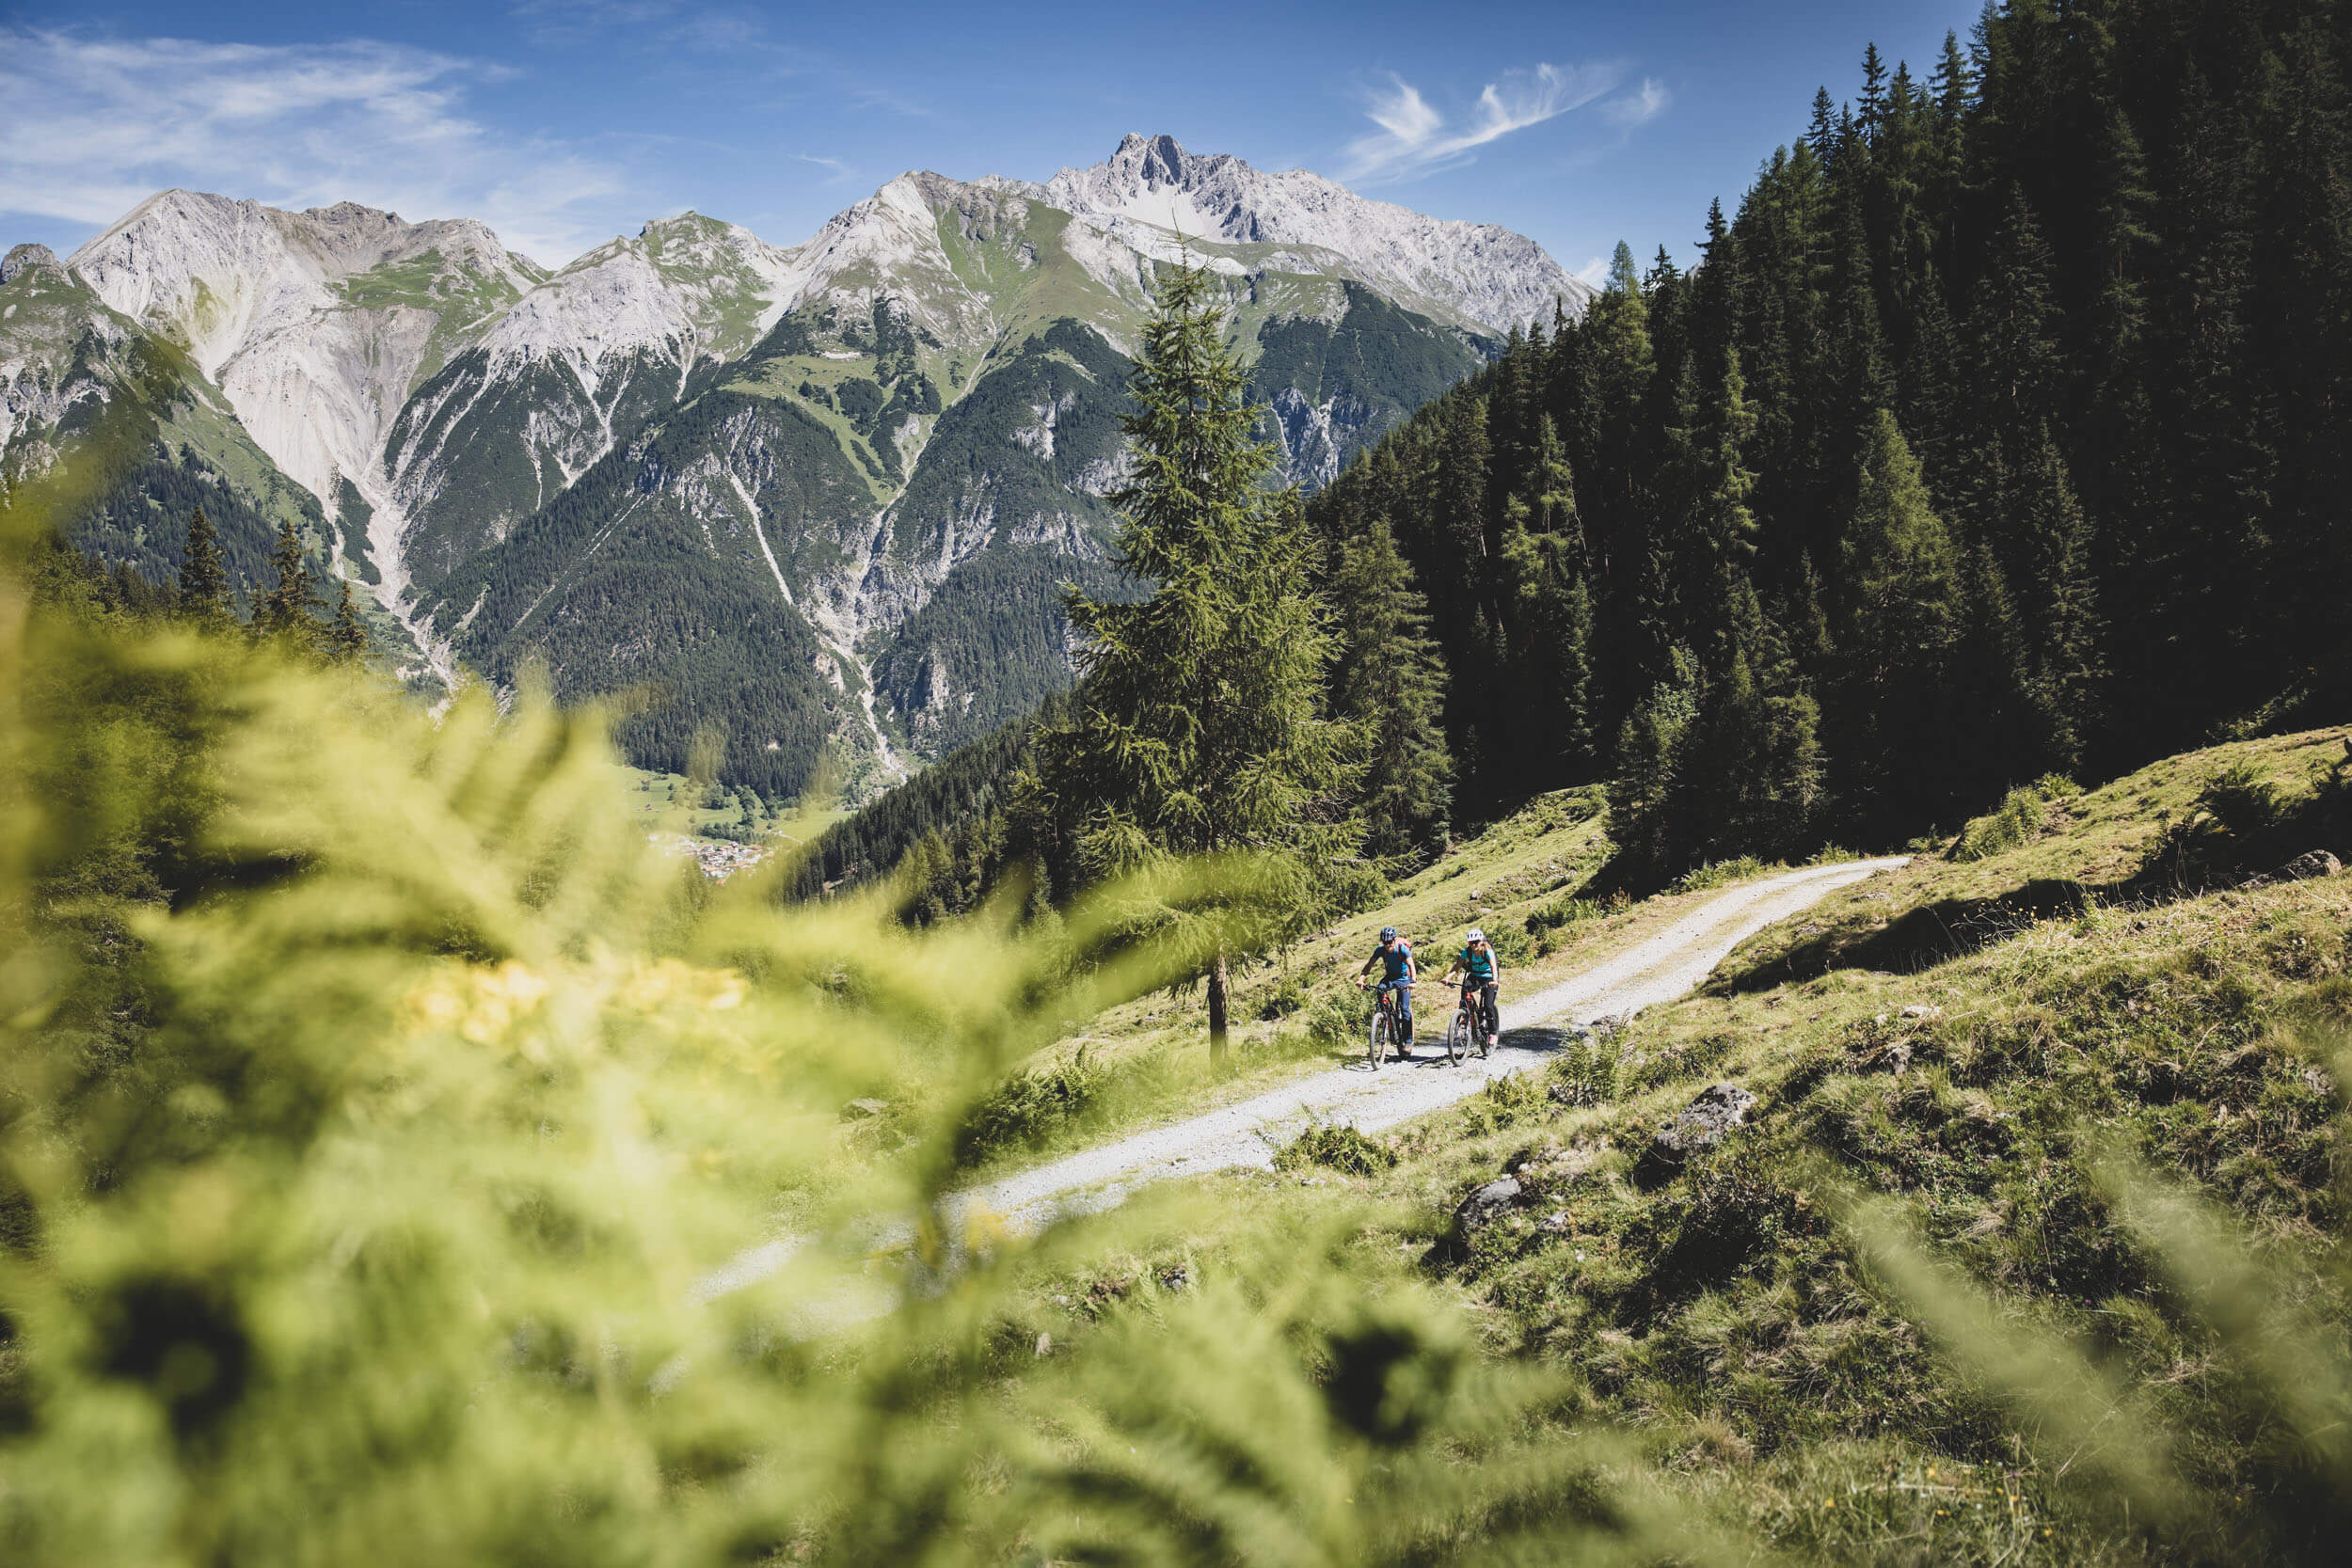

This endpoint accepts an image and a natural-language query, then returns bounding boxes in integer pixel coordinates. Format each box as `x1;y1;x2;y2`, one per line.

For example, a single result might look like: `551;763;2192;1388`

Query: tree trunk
1207;950;1230;1069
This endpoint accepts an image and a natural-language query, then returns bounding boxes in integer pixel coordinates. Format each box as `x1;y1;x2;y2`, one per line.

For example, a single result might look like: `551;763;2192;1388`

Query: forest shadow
1725;876;2114;989
1724;749;2349;991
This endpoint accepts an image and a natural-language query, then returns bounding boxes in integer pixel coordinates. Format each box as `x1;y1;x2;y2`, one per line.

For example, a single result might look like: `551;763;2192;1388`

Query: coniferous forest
1317;0;2351;866
811;0;2352;903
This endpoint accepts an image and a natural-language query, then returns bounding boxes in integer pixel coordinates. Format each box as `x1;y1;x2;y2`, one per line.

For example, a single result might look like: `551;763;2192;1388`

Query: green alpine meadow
5;0;2352;1563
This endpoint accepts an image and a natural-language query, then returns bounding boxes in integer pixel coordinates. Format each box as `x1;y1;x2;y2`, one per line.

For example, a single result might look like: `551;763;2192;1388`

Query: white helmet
1467;927;1486;942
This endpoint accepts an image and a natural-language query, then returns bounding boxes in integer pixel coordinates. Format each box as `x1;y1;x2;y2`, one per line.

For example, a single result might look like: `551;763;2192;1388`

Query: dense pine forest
808;0;2352;902
1325;0;2351;865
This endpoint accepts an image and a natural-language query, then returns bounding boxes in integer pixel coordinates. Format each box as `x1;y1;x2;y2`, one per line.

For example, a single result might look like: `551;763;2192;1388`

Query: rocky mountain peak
1018;134;1588;336
638;210;723;241
1105;132;1210;186
2;244;61;286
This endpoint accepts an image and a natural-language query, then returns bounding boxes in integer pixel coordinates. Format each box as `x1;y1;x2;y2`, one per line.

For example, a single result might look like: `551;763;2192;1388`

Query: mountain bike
1442;982;1497;1066
1365;982;1409;1069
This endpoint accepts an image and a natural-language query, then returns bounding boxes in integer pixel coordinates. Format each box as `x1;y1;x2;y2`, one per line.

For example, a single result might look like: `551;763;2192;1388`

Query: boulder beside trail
1451;1176;1524;1242
2243;850;2343;889
1635;1084;1758;1187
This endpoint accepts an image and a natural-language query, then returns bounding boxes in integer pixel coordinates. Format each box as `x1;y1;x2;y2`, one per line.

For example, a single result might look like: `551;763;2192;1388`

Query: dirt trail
961;856;1910;1229
695;858;1907;1302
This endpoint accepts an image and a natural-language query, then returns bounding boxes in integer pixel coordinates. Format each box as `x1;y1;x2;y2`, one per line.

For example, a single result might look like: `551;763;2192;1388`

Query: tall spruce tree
1607;646;1700;873
1494;411;1599;788
1688;573;1826;861
2015;429;2102;768
1838;409;1963;833
1497;520;1600;786
1030;261;1354;1066
325;578;369;664
176;507;230;626
250;520;324;648
1331;520;1454;859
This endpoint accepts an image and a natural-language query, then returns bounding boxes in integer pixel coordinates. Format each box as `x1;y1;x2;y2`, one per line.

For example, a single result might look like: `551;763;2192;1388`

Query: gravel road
696;856;1907;1303
965;855;1910;1228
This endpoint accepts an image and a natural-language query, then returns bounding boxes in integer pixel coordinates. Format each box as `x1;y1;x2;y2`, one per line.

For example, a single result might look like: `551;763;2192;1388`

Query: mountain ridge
990;132;1585;336
17;135;1587;788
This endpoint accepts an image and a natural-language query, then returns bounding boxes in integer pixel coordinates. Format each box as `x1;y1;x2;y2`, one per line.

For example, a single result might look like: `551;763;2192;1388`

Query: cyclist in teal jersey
1435;927;1502;1049
1356;926;1418;1055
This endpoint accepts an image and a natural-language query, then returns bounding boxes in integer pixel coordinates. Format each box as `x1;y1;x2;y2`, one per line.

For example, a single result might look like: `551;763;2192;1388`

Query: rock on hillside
67;191;545;628
0;246;334;600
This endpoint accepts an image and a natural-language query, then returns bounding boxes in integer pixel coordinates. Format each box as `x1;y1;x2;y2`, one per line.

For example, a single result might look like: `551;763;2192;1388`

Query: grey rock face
2;244;59;285
2279;849;2343;880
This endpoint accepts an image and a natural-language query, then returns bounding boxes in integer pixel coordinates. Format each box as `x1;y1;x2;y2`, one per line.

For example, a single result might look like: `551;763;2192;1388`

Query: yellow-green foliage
1950;774;2078;862
0;473;1712;1567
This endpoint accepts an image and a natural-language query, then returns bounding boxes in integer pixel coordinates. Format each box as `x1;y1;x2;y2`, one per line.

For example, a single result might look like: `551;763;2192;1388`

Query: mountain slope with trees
1308;0;2352;871
802;0;2351;912
19;139;1573;793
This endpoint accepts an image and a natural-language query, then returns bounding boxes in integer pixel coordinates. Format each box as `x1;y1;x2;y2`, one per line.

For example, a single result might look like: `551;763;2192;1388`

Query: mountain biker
1357;926;1418;1056
1436;927;1502;1050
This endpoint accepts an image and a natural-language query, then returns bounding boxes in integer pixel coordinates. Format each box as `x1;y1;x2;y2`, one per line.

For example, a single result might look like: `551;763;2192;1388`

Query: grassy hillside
1123;722;2350;1565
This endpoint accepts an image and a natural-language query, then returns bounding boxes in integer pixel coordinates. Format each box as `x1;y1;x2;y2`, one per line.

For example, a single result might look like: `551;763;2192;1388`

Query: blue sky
1;1;1984;279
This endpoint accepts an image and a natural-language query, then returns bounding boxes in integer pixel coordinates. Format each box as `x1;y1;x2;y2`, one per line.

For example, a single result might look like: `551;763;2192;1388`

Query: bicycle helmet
1467;927;1486;942
1379;927;1398;942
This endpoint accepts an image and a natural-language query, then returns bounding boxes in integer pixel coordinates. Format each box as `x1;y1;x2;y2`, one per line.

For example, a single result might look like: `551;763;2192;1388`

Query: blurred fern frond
1842;1040;2352;1565
0;470;1700;1567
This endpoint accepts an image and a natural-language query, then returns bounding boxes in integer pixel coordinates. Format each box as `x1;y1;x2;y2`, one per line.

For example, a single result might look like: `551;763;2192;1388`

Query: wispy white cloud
0;27;630;264
1341;61;1622;184
1572;255;1608;289
793;152;856;187
510;1;758;52
1599;77;1671;128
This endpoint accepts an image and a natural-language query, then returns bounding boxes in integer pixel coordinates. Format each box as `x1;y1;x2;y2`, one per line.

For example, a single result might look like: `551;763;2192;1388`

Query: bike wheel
1444;1006;1466;1065
1368;1007;1390;1069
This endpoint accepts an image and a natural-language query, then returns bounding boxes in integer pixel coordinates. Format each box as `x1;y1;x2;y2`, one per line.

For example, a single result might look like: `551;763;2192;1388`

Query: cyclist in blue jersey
1356;926;1418;1055
1436;927;1502;1049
